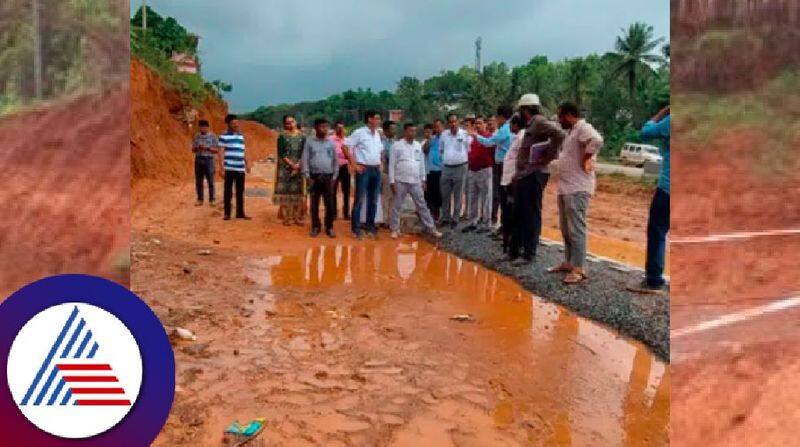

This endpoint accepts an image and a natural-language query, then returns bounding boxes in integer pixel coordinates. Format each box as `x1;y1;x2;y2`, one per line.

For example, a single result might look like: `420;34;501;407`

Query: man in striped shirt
219;114;251;220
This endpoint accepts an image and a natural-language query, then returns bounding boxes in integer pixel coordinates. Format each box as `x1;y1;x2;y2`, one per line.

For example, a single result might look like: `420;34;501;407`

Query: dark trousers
351;166;381;234
646;187;670;287
492;162;503;223
424;170;442;220
310;173;335;231
500;184;514;251
510;172;549;259
223;170;245;218
195;156;215;202
333;165;351;219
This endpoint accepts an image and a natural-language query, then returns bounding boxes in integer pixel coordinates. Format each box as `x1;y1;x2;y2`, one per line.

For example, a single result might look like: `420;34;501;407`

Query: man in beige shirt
548;102;604;284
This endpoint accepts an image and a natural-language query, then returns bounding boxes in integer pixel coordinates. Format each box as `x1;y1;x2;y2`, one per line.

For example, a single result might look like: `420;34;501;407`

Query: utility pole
475;37;482;73
32;0;42;99
142;0;147;32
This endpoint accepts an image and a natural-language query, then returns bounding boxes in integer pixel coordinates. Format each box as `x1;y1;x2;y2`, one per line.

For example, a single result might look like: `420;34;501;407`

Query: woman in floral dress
274;114;306;225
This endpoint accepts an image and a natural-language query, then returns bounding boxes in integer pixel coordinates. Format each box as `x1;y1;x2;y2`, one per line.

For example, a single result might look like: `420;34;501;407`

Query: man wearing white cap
510;93;565;264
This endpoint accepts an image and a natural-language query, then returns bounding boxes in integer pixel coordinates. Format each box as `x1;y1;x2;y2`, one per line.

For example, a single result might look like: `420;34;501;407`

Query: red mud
671;123;800;446
131;59;276;183
0;84;130;297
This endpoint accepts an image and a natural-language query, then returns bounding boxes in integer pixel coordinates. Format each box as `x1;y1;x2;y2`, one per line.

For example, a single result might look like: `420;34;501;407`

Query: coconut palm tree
607;22;665;101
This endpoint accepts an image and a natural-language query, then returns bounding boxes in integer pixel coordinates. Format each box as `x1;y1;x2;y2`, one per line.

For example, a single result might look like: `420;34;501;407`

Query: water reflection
261;241;669;445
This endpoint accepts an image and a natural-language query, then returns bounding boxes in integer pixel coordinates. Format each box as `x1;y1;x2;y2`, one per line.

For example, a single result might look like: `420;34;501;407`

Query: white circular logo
6;303;143;439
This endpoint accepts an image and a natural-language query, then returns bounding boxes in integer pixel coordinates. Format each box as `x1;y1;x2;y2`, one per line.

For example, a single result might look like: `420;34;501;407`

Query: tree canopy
245;22;669;158
1;0;126;114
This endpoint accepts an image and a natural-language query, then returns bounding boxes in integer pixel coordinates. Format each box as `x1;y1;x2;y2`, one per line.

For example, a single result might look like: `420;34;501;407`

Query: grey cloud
133;0;669;111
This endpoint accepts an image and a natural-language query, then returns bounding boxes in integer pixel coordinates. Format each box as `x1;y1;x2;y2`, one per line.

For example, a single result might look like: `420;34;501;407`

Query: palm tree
607;23;665;101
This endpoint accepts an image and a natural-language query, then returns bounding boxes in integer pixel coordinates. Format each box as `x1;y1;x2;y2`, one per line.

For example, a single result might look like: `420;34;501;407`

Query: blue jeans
351;166;381;234
646;187;670;287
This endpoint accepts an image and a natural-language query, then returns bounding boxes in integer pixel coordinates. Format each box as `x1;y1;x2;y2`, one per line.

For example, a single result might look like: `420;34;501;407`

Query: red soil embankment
0;84;130;296
131;59;276;184
671;126;800;304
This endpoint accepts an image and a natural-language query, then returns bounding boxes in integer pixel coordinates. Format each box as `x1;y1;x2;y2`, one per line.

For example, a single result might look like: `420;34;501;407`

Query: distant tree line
244;23;669;159
672;0;800;91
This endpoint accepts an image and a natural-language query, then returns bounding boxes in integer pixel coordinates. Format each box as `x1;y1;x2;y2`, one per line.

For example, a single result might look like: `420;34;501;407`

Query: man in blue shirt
629;106;670;294
473;105;513;228
423;119;444;221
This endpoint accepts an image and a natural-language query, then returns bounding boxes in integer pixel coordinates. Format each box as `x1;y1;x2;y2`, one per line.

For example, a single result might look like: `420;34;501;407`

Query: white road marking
671;228;800;244
671;294;800;339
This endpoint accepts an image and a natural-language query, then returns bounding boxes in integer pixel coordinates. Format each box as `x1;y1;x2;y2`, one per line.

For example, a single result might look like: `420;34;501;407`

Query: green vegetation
244;22;669;160
677;70;800;144
130;5;230;106
0;0;124;115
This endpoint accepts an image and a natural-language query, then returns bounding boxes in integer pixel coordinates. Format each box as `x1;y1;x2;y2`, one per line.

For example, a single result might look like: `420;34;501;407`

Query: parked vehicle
619;143;662;167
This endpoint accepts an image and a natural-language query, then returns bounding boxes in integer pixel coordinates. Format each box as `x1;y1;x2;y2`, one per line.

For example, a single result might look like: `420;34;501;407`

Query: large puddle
245;240;669;445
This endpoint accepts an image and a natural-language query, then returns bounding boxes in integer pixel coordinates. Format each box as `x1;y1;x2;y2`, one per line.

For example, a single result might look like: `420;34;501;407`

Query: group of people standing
191;94;670;292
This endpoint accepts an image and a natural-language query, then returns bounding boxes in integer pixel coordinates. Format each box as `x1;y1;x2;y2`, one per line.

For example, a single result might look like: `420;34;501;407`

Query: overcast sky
132;1;669;112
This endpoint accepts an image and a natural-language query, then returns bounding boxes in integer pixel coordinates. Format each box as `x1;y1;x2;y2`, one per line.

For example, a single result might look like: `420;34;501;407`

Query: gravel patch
432;228;669;361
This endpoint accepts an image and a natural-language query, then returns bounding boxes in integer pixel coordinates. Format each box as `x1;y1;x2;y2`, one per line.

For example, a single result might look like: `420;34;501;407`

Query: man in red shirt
464;116;494;232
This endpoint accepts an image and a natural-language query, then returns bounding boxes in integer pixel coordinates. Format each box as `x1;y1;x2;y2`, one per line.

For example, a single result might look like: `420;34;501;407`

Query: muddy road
133;164;667;446
670;127;800;446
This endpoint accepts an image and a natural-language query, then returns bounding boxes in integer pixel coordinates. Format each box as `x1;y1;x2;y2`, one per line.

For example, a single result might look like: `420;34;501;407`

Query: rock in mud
172;327;197;341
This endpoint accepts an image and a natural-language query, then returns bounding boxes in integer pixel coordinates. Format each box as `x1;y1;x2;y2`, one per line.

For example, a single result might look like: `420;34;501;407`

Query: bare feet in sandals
563;268;587;284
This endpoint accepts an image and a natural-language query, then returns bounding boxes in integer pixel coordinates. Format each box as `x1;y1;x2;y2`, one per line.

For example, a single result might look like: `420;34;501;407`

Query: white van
619;143;662;167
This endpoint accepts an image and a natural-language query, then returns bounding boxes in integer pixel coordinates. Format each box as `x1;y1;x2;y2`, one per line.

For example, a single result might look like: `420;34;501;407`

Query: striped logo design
20;306;131;407
7;303;142;439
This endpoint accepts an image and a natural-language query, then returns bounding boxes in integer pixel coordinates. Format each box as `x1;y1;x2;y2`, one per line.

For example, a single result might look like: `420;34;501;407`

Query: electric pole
32;0;42;99
475;37;482;73
142;0;147;32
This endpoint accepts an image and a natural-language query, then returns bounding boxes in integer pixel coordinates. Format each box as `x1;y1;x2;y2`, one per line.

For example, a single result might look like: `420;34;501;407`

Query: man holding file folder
510;94;566;264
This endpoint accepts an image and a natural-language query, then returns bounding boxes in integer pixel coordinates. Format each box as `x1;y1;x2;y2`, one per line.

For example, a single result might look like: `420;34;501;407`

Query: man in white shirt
388;123;442;239
438;113;470;228
343;110;384;239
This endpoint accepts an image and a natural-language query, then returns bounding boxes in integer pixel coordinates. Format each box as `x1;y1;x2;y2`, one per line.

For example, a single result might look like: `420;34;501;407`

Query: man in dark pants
629;106;670;294
219;114;251;220
191;119;219;206
302;118;338;238
343;110;384;239
330;121;350;219
510;94;565;264
423;120;443;221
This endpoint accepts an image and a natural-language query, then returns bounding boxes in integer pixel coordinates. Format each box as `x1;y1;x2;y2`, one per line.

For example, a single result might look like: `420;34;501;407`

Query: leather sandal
563;271;587;284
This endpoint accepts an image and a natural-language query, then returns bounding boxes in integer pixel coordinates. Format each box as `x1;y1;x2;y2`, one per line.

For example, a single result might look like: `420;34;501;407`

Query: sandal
563;271;587;284
547;264;572;274
223;418;266;447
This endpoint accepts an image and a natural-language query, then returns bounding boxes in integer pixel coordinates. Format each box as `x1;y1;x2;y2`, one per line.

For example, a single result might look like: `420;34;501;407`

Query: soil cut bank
131;59;276;183
0;84;130;297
